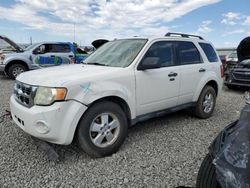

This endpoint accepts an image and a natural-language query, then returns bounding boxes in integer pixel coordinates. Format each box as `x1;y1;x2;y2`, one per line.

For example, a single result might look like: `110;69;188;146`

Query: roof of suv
116;32;208;43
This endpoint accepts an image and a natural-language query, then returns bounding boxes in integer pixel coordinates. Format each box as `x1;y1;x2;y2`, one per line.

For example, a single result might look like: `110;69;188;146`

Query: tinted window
49;44;71;53
176;41;201;65
199;43;218;62
141;41;175;67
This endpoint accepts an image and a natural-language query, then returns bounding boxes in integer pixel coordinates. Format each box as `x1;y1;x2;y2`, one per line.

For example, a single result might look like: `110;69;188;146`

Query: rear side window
199;43;218;62
176;41;201;65
49;44;71;53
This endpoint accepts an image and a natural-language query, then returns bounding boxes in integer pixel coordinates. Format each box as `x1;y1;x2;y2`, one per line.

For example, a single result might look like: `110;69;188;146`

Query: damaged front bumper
10;95;88;145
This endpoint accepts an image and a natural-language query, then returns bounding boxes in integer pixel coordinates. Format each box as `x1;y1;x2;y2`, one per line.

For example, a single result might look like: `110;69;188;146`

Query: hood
91;39;109;49
237;36;250;62
3;50;30;60
17;64;123;87
0;35;23;53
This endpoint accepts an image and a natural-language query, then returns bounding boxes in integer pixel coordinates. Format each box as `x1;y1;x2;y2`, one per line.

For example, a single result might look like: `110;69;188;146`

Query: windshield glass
84;39;147;67
25;43;38;51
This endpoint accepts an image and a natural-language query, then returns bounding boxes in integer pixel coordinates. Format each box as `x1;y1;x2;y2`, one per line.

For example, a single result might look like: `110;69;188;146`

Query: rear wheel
196;154;221;188
7;64;27;79
194;86;216;119
77;101;128;157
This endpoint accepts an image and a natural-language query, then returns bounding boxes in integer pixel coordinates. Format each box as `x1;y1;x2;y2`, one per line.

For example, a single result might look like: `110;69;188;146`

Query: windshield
25;43;38;51
84;39;147;67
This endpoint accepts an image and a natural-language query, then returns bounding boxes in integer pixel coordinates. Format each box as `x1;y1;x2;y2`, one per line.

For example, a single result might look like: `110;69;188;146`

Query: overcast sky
0;0;249;47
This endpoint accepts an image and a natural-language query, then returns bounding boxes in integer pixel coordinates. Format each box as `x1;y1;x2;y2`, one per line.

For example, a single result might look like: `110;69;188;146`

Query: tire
194;86;216;119
7;64;27;79
76;101;128;157
196;154;221;188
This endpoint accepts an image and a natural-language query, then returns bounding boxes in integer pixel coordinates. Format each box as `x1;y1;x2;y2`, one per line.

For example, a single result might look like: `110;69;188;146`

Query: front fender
67;80;136;119
4;56;30;70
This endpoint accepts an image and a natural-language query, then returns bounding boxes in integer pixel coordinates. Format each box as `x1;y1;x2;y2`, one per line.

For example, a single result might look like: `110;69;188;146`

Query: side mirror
138;57;160;71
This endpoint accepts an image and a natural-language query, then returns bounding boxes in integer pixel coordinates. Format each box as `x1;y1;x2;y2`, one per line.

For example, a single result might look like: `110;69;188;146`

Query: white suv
10;33;223;157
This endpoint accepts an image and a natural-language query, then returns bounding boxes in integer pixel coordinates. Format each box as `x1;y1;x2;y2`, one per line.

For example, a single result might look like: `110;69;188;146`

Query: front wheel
194;86;216;119
76;101;128;157
7;64;27;79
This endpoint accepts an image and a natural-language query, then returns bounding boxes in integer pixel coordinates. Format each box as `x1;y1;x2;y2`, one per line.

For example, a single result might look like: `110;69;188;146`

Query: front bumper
10;95;88;145
224;80;250;87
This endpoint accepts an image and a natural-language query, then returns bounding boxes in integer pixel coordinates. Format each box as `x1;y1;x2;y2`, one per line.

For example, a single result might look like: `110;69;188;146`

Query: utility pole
74;23;76;43
30;37;32;45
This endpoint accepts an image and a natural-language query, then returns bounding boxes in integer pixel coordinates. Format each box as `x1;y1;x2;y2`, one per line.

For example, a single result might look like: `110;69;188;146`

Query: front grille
233;71;250;81
14;81;37;108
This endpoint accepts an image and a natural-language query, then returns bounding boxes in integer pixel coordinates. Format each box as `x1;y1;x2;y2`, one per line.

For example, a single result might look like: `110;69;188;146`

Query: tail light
220;64;224;78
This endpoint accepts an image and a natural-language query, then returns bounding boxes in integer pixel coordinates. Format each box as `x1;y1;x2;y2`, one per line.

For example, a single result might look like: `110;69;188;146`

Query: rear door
48;43;74;65
135;41;180;116
176;41;205;105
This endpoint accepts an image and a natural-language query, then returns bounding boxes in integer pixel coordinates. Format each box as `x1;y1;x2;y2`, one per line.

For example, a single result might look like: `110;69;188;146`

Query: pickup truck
0;37;88;79
10;33;223;157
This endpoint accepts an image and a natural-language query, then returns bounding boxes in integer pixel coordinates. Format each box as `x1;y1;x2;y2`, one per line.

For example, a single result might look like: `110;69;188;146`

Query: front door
135;41;180;116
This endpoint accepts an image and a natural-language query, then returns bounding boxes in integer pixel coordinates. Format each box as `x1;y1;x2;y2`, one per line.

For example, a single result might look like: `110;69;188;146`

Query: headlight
34;87;67;105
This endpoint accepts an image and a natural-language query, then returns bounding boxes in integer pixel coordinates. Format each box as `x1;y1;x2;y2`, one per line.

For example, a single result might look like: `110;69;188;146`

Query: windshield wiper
83;62;107;66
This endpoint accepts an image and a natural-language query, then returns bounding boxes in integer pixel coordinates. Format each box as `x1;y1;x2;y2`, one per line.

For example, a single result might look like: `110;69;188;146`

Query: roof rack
165;32;204;40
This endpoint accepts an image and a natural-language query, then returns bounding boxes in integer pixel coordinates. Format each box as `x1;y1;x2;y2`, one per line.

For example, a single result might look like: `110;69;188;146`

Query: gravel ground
0;74;247;188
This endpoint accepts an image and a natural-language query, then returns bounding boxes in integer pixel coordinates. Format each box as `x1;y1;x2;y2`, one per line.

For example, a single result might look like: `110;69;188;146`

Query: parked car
196;93;250;188
225;36;250;89
0;42;88;79
226;52;238;63
223;52;238;71
10;32;223;157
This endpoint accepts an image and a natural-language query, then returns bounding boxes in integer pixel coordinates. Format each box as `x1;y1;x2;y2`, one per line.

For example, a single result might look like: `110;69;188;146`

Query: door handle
50;55;55;58
168;72;178;77
69;55;74;58
199;68;206;72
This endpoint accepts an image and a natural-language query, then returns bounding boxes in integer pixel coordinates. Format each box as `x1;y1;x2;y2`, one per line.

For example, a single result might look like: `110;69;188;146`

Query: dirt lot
0;75;246;187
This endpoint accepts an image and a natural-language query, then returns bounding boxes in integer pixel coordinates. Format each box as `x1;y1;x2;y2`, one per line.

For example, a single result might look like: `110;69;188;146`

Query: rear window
49;44;71;53
199;43;218;62
176;41;201;65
